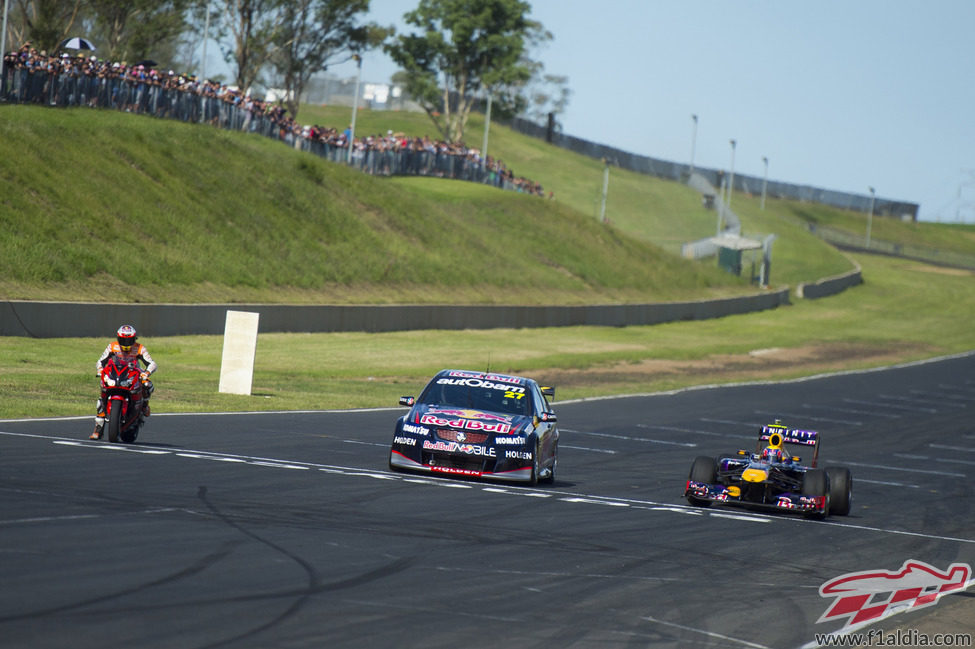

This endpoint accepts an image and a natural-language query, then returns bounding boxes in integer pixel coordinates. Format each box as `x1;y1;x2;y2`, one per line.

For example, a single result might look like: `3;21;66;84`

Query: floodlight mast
761;156;769;210
865;186;875;248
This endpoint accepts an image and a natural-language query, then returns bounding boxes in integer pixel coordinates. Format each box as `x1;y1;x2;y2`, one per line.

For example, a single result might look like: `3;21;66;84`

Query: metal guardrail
1;289;793;338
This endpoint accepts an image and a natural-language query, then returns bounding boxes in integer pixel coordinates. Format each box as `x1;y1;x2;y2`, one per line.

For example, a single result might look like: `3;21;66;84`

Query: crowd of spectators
1;41;545;196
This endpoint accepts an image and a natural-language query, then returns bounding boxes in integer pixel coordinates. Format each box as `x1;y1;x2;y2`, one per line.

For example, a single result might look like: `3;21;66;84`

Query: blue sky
315;1;975;223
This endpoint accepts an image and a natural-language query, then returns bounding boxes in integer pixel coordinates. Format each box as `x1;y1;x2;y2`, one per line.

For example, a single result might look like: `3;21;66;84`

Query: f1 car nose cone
742;468;769;483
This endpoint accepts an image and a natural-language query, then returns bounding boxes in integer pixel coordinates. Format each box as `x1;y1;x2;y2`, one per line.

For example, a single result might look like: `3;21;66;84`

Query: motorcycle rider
90;324;157;440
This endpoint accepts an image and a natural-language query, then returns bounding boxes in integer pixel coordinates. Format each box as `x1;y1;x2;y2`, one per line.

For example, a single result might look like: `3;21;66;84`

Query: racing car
389;369;559;485
684;420;852;519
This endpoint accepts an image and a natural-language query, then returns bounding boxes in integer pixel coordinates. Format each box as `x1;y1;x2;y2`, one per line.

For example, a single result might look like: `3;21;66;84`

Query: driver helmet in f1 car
761;432;788;463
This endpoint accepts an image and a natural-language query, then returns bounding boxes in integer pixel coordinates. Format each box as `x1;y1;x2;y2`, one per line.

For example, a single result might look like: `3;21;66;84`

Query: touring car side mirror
399;396;415;407
539;411;557;423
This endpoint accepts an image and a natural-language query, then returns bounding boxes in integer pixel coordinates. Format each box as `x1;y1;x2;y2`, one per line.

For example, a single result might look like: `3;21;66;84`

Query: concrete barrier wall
795;266;863;299
1;288;791;338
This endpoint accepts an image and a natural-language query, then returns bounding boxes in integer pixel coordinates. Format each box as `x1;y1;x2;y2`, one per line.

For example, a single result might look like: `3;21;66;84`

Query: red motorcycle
100;356;147;443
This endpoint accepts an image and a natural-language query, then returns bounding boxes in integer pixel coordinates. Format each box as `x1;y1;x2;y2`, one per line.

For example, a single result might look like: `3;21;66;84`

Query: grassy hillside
11;102;962;304
2;103;975;417
0;105;749;304
301;104;861;286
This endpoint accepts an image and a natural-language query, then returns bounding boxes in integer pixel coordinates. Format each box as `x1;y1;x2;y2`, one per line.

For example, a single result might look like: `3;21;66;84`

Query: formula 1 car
389;369;559;485
684;421;852;519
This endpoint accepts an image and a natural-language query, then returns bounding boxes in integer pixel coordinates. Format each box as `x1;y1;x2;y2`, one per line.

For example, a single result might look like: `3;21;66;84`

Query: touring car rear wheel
687;456;717;507
539;437;557;485
801;469;830;520
826;467;852;516
529;438;540;486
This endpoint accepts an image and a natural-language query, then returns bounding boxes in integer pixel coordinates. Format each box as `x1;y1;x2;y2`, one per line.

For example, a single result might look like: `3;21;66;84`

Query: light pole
481;91;492;168
347;54;362;165
201;1;210;81
866;186;875;248
726;139;737;210
1;0;9;85
689;114;698;178
599;158;610;222
761;156;769;210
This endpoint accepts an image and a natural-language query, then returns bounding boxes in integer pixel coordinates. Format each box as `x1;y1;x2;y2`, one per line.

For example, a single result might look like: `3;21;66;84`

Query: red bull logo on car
422;440;496;457
447;371;524;384
420;413;512;434
426;408;513;423
817;560;972;627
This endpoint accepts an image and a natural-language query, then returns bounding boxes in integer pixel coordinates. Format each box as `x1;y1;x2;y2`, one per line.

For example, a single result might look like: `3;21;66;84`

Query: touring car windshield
419;378;531;416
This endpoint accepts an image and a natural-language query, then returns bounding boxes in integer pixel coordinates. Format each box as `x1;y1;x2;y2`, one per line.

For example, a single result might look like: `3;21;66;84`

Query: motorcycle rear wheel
107;402;122;443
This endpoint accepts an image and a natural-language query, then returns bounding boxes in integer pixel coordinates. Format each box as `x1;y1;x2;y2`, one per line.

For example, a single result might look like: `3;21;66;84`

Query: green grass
2;252;973;419
300;104;863;286
0;105;749;304
1;102;974;420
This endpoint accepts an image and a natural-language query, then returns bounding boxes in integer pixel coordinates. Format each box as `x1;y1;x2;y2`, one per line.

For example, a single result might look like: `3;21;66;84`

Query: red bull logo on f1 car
817;560;972;627
419;413;512;434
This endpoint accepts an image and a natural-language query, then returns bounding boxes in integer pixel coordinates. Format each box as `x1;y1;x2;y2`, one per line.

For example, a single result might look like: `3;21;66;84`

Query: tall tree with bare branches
269;0;389;119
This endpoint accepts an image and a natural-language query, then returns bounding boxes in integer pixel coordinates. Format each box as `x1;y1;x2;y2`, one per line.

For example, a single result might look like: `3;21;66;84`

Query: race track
2;353;974;649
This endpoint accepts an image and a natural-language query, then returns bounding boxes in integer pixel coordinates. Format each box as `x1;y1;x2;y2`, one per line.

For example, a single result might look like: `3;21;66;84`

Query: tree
269;0;390;119
86;0;194;64
522;71;571;129
384;0;543;143
10;0;84;54
209;0;281;92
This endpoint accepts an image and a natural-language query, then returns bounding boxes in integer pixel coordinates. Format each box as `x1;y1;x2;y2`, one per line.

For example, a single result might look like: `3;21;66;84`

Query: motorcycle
99;356;147;443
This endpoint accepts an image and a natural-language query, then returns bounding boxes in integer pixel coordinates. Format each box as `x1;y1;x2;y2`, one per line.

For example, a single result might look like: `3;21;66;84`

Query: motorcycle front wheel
107;401;122;443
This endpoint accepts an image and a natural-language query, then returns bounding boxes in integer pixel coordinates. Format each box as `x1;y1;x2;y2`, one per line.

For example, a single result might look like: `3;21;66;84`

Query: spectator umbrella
60;37;96;51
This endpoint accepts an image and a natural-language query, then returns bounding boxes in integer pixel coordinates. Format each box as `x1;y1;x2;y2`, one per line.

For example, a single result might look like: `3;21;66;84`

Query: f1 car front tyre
687;456;717;507
826;467;853;516
801;468;830;519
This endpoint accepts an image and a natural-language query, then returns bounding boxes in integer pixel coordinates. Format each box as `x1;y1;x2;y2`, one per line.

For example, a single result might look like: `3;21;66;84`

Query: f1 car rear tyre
801;468;830;519
826;467;852;516
687;456;717;507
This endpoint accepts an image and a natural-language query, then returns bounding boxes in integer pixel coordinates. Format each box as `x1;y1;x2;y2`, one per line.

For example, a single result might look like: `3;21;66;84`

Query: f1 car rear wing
757;423;820;467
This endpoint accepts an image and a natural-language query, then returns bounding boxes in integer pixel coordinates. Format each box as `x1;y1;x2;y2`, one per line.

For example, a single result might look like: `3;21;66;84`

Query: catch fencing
0;61;539;194
503;116;919;220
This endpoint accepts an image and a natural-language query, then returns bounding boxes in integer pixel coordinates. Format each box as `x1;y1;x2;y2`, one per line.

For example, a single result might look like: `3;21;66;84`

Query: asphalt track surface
2;353;974;649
